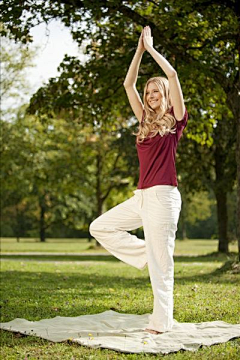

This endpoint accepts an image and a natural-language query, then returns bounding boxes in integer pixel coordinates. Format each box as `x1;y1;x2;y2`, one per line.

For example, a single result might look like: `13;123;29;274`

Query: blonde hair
133;76;176;144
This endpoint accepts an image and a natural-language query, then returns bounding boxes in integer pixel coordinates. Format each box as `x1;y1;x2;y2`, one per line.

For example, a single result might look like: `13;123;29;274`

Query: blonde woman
89;26;188;335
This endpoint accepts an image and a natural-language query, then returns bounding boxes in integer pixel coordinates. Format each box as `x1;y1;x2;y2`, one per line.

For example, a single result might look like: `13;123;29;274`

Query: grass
0;237;238;255
0;238;101;253
0;239;239;359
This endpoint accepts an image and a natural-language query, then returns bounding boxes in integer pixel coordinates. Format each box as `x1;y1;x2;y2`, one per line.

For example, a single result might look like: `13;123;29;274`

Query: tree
0;32;36;239
27;49;237;250
0;27;36;120
177;83;236;248
1;1;238;252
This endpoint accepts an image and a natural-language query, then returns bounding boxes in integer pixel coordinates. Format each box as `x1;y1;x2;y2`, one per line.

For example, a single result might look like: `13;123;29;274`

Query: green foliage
0;1;238;244
0;27;36;119
1;114;92;238
1;109;139;240
185;191;214;225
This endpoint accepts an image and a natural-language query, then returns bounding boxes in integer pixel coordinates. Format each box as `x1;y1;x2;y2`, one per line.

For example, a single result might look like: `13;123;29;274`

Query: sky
2;20;90;117
2;19;89;116
3;19;135;126
27;20;88;99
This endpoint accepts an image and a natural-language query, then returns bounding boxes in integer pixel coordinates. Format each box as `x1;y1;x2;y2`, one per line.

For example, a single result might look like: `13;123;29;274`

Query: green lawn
0;240;239;359
0;238;98;253
0;237;238;255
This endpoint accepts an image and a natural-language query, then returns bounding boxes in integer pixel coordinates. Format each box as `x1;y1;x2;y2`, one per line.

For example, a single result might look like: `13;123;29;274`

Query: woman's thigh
89;194;143;233
141;187;181;268
147;186;181;226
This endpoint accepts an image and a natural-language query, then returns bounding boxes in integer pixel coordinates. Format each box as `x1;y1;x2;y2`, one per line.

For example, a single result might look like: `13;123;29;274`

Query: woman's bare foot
144;328;163;334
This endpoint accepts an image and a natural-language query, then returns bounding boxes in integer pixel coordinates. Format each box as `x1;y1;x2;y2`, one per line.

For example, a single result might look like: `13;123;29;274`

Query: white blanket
1;310;240;354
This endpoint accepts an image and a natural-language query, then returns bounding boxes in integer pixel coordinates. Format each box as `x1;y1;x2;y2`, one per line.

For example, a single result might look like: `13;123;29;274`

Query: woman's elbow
168;70;177;78
123;82;133;89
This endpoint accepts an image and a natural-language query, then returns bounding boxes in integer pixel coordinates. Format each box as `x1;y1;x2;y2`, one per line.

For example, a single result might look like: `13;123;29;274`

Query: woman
89;26;188;335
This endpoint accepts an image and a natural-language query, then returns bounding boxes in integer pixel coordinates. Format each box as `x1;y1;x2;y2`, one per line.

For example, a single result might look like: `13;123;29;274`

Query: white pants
89;185;182;332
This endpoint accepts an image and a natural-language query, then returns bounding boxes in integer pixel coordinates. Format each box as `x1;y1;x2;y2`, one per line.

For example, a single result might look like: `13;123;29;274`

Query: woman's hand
137;29;145;53
143;26;153;50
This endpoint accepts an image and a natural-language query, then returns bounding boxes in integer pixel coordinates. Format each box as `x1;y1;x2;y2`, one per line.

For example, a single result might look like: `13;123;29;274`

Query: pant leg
89;193;148;270
142;185;181;332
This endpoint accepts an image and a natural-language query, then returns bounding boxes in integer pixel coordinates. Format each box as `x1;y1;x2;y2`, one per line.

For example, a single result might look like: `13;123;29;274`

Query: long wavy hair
133;76;176;144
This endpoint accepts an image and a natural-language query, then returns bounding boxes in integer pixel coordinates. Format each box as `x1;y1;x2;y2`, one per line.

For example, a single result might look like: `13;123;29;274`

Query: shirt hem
137;182;178;189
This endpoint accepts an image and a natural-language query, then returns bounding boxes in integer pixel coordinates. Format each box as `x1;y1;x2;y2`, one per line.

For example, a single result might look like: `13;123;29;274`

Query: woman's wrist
145;44;154;53
136;47;145;54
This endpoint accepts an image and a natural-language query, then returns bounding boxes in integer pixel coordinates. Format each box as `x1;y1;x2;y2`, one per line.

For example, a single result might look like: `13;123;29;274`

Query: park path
0;252;201;261
0;252;116;263
1;252;110;255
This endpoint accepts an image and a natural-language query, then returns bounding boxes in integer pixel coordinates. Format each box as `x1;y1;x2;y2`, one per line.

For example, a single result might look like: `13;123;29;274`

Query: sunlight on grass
1;237;238;255
0;239;239;359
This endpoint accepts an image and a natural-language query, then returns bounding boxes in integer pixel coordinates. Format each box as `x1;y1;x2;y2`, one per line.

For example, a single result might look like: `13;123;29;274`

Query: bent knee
89;218;106;236
89;220;99;237
89;218;115;238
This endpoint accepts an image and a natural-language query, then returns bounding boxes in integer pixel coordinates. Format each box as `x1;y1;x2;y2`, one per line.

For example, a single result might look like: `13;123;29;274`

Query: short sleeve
169;106;188;141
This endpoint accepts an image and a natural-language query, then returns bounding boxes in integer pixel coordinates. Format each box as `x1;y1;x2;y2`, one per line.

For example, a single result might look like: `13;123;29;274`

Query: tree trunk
40;201;46;242
96;152;103;247
226;87;240;259
15;204;20;242
180;200;187;240
213;114;232;253
236;73;240;259
237;109;240;260
235;0;240;261
95;204;103;248
215;191;228;253
224;7;240;258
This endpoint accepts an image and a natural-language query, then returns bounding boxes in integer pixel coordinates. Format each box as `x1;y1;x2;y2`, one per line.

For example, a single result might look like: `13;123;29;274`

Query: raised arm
143;26;185;121
123;30;145;123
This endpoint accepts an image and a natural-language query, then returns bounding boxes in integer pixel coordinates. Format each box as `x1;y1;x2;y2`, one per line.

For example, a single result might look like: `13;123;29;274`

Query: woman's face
146;82;162;111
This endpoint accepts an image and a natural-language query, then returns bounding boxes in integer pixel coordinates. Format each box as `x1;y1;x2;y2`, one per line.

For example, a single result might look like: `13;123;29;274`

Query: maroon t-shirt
136;106;188;189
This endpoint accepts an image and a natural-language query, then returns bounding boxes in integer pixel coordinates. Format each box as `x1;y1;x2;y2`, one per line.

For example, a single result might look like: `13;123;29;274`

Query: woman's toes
144;328;163;334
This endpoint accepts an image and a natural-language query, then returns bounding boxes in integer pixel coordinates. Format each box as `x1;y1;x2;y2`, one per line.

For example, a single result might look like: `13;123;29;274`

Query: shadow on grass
0;269;238;323
0;253;239;326
0;251;238;263
0;257;238;306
